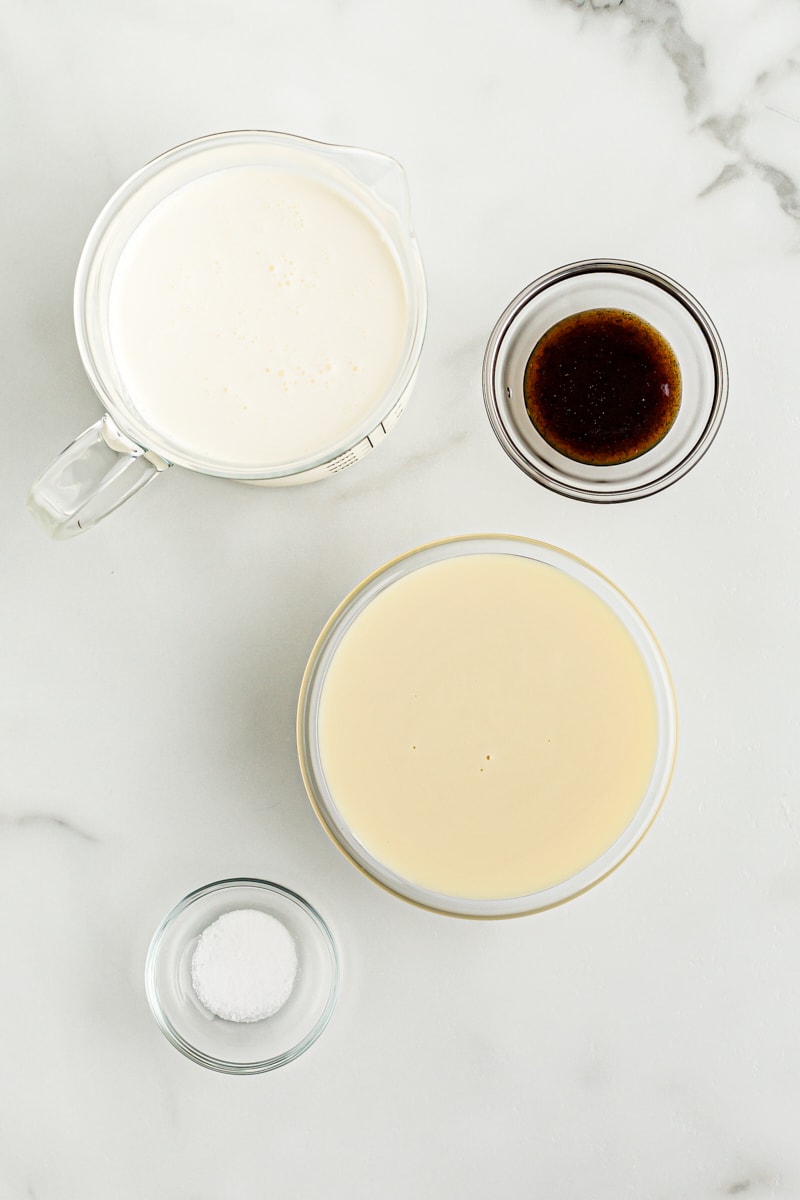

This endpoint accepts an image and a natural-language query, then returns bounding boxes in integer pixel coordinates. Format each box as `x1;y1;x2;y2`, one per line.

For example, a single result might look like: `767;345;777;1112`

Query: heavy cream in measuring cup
108;166;408;470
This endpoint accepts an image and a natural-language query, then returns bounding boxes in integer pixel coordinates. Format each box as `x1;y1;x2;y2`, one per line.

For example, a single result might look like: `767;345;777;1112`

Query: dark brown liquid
523;308;681;466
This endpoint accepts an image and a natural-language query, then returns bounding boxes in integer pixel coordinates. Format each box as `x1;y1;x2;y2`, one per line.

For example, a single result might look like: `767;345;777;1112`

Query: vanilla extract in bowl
523;307;681;466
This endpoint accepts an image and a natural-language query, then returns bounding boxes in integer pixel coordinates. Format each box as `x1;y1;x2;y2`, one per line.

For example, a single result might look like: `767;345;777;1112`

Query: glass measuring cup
28;130;427;538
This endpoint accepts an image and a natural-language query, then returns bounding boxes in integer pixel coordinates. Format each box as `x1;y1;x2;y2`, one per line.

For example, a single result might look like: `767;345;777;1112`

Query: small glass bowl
145;879;340;1074
482;259;728;502
297;534;678;919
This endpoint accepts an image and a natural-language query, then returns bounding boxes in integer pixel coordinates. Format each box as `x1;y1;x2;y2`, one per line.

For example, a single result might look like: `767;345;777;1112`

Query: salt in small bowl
145;878;340;1074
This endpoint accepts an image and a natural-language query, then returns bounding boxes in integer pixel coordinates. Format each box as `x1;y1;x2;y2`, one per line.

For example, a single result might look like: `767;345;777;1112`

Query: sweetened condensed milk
317;553;660;900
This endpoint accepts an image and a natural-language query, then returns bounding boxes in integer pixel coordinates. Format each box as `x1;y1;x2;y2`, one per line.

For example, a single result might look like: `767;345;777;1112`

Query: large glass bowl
297;535;678;919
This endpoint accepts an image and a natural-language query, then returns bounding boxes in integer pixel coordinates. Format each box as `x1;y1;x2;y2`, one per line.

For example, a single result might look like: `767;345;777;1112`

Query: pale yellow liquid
317;554;660;899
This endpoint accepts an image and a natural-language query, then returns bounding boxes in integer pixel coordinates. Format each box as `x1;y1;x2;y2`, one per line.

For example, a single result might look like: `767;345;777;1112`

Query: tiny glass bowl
145;878;340;1074
482;259;728;502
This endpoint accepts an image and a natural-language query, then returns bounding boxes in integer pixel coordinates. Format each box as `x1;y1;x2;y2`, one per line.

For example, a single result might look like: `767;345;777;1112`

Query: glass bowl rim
482;257;729;503
144;876;341;1074
297;533;679;919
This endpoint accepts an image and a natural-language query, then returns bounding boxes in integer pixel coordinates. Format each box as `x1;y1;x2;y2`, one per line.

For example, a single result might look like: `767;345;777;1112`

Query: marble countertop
4;0;800;1196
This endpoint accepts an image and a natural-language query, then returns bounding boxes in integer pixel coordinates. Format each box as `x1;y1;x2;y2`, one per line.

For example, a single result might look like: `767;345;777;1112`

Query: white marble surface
3;0;800;1195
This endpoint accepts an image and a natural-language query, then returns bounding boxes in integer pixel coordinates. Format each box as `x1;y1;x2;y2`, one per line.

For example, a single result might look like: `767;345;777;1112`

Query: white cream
108;166;408;469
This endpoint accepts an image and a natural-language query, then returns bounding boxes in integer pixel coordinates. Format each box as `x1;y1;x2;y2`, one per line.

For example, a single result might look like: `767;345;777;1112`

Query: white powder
190;909;298;1022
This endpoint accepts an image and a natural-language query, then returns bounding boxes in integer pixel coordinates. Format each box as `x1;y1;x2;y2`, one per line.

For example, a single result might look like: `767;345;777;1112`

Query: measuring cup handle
27;414;169;539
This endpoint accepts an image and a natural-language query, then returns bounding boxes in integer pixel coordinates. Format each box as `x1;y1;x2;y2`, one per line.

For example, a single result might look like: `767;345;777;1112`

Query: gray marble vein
561;0;706;111
699;161;746;198
702;92;800;221
561;0;800;220
0;810;97;843
723;1174;788;1196
625;0;707;112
